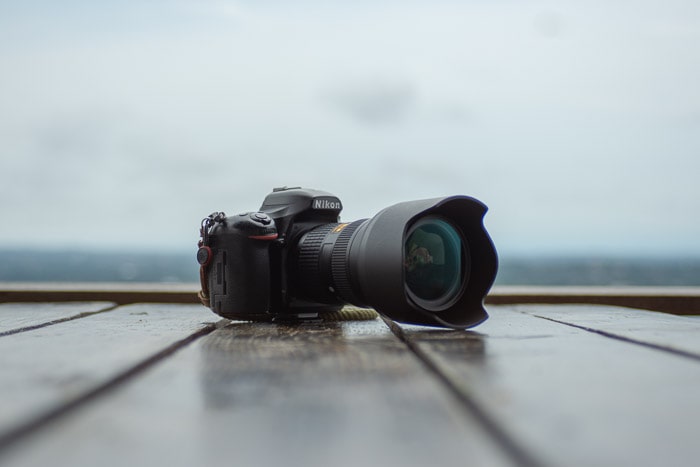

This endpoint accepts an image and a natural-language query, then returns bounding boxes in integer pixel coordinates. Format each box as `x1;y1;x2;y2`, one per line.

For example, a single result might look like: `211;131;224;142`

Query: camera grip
206;213;277;319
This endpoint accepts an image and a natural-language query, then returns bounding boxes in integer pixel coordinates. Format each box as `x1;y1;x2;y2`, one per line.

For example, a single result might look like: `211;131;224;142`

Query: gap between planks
519;310;700;362
0;304;119;337
512;305;700;361
382;316;546;467
0;315;222;451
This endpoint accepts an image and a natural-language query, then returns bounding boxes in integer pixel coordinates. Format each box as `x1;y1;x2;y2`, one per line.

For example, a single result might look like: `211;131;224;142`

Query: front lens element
404;217;464;307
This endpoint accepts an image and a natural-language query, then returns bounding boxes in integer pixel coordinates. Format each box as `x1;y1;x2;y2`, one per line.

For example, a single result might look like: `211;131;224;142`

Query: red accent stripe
248;233;279;240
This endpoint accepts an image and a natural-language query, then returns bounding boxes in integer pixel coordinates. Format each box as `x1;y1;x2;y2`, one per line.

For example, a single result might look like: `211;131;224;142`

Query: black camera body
197;187;498;329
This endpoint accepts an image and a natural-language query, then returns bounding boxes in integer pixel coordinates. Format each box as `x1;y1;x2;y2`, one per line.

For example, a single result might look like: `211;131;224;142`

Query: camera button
251;212;272;225
196;246;212;266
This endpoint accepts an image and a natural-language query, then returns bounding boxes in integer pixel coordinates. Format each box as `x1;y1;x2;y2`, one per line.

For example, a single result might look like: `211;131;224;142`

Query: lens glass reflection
404;217;463;303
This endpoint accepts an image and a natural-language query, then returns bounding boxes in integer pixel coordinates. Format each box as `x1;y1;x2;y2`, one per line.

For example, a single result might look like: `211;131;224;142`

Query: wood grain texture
3;302;698;467
392;305;700;467
1;319;517;467
515;304;700;359
0;304;217;444
0;302;115;335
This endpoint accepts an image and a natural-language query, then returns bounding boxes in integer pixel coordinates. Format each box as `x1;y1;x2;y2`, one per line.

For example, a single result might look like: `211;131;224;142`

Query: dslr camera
197;187;497;329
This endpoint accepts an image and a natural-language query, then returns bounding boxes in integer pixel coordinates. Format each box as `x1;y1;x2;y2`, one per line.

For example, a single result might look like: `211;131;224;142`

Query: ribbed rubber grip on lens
296;223;338;299
331;220;366;305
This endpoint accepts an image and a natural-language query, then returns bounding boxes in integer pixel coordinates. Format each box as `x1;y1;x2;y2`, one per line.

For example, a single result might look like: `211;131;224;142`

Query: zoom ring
296;223;338;300
330;219;366;305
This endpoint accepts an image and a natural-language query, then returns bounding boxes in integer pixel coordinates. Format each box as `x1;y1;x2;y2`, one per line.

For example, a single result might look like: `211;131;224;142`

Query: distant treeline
495;256;700;286
0;250;198;283
0;249;699;286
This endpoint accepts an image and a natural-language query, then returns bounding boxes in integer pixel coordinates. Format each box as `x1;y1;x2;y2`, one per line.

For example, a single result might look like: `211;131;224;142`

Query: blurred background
1;0;699;284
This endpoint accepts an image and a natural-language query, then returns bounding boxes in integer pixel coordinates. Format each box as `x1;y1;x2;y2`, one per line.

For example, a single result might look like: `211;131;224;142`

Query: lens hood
348;196;497;329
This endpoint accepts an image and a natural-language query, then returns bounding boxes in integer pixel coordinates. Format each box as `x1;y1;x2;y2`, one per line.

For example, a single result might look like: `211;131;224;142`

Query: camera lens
404;217;466;309
290;195;497;329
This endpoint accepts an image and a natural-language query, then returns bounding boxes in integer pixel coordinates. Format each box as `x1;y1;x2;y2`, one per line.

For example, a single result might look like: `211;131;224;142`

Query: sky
1;0;699;256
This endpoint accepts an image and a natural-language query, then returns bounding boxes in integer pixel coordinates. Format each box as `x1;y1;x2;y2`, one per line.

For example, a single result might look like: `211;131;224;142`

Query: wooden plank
0;303;217;446
0;302;115;335
0;283;198;305
3;283;700;315
515;304;700;359
1;319;520;467
390;305;700;467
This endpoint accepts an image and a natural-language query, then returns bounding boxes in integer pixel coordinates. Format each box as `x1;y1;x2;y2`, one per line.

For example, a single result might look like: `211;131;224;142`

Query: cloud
1;1;700;256
533;11;565;38
322;78;417;125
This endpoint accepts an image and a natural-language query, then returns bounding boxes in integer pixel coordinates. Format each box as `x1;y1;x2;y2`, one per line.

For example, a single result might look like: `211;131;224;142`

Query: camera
197;187;497;329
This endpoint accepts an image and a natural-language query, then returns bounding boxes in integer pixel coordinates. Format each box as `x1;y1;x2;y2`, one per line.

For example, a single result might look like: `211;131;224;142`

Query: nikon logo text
313;198;342;210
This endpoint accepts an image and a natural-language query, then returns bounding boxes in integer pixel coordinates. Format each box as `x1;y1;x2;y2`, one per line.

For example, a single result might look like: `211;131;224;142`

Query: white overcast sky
1;0;699;256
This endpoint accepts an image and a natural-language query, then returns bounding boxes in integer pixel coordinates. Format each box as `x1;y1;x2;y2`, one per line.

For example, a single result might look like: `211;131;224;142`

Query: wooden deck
0;287;699;467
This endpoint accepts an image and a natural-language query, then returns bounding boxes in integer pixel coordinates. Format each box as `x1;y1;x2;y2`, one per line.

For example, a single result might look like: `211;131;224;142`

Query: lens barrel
292;196;497;329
